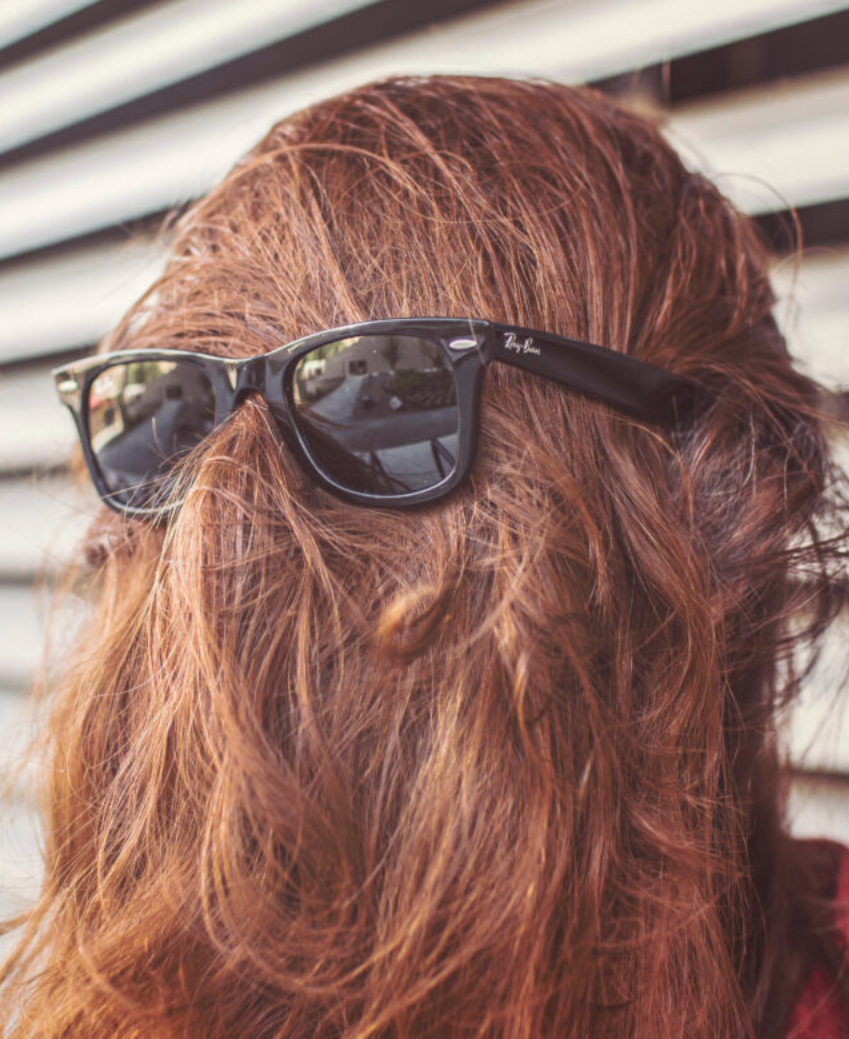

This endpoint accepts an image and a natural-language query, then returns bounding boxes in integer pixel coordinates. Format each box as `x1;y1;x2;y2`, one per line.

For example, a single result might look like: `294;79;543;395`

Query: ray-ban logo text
503;332;541;356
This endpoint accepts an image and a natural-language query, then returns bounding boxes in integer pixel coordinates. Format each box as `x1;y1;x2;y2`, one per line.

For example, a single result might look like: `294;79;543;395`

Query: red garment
787;842;849;1037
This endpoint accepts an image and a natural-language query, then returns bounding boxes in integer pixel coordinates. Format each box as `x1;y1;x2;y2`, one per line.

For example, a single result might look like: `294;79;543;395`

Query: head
3;75;847;1037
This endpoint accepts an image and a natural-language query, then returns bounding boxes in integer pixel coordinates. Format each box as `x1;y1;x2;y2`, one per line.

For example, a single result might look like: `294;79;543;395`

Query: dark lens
291;334;459;495
87;360;216;509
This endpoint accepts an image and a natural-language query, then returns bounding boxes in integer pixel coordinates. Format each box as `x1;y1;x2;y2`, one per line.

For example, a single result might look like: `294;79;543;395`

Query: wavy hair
2;75;848;1037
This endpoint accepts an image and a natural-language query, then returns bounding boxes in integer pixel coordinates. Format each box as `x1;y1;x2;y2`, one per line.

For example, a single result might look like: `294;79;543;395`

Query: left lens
291;334;459;495
87;359;216;510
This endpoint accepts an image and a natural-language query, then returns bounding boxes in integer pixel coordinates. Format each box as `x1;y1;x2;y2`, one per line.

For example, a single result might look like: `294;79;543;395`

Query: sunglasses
53;317;696;517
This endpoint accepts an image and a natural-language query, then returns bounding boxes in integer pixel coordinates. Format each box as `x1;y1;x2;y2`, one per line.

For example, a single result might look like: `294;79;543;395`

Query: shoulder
786;839;849;1038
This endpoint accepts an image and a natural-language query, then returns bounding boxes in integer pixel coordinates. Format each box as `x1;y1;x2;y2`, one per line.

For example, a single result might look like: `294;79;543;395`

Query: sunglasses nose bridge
231;356;266;396
230;358;296;438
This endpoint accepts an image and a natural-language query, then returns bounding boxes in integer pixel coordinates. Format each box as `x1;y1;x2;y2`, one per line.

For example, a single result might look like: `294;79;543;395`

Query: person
1;74;847;1038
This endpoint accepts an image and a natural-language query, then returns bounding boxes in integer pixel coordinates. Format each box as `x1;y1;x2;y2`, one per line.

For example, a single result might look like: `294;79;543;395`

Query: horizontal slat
786;309;849;390
0;0;379;155
0;364;77;472
0;585;55;689
0;578;89;689
787;773;849;843
0;797;42;931
667;65;849;215
0;91;249;260
0;238;166;364
788;694;849;777
2;0;847;158
0;0;98;51
772;251;849;312
0;473;96;579
0;688;40;793
772;251;849;389
780;609;849;775
0;687;42;941
1;10;849;258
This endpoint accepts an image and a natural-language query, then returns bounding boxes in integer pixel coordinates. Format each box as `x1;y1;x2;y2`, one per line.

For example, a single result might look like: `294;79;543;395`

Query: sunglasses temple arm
489;323;697;423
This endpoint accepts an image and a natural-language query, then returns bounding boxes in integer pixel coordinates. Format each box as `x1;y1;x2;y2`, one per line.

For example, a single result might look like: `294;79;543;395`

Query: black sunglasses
53;317;696;517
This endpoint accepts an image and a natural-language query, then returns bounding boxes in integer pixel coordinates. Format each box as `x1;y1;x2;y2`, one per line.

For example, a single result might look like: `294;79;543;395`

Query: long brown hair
2;75;848;1037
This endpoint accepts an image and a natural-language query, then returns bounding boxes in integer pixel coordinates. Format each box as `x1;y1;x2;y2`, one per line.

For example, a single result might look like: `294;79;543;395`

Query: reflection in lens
87;360;216;509
291;335;459;494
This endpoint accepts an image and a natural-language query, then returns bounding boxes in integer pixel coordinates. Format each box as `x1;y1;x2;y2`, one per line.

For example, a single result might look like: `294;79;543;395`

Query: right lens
291;334;459;496
86;360;216;510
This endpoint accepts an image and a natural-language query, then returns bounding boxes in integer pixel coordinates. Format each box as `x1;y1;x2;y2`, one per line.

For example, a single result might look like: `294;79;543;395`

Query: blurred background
0;0;847;921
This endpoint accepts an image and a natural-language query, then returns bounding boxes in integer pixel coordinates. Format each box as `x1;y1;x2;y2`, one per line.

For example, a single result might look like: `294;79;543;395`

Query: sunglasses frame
53;316;696;518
